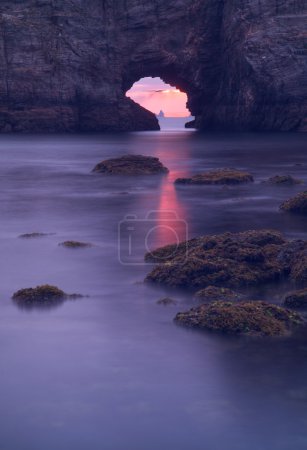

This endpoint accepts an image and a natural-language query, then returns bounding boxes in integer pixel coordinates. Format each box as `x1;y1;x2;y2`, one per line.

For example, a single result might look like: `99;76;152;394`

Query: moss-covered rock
92;155;169;175
175;301;303;337
195;286;243;302
284;289;307;309
266;175;302;186
145;230;289;289
12;285;82;308
280;191;307;214
175;168;254;185
59;241;92;248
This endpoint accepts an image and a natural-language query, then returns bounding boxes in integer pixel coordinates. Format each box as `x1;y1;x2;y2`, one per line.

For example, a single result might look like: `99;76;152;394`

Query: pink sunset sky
127;77;191;118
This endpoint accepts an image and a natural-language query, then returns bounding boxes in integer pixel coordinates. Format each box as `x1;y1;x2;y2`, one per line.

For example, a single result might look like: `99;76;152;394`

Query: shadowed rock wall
0;0;306;132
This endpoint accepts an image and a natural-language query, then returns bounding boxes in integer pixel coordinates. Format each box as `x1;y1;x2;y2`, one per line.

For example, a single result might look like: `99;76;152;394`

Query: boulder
280;192;307;214
156;297;178;306
59;241;92;248
12;285;82;307
175;169;254;185
284;289;307;309
265;175;302;186
175;301;303;337
92;155;169;175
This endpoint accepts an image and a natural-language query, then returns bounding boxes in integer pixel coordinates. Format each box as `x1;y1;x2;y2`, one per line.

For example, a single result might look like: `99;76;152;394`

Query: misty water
0;126;307;450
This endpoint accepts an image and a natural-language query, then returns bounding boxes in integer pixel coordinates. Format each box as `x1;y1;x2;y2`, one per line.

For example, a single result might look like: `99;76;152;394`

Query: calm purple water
0;128;306;450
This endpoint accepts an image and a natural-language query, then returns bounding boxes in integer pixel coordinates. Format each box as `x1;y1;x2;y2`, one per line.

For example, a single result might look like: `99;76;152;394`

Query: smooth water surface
0;130;306;450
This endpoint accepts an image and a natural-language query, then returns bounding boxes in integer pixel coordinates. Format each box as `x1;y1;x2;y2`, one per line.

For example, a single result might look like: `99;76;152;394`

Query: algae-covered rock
175;168;254;185
92;155;169;175
280;192;307;214
19;232;53;239
175;301;303;337
145;230;287;289
12;285;82;308
195;286;243;302
284;289;307;309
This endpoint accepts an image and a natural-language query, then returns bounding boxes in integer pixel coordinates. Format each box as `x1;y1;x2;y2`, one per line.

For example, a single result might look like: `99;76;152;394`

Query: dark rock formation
175;301;303;337
12;284;82;309
92;155;169;175
265;175;303;186
175;169;254;185
284;289;307;309
19;232;54;239
280;192;307;214
0;0;306;132
145;229;307;289
59;241;92;248
156;297;177;306
195;286;244;302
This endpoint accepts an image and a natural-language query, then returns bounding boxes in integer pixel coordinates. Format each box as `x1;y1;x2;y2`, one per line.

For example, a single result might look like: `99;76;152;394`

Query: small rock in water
12;285;83;308
195;286;244;302
157;297;178;306
175;168;254;185
59;241;92;248
284;289;307;309
265;175;303;186
19;232;54;239
280;191;307;214
92;155;169;175
175;301;303;337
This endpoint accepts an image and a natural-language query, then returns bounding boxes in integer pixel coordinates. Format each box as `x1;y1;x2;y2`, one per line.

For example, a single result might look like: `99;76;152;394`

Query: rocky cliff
0;0;306;132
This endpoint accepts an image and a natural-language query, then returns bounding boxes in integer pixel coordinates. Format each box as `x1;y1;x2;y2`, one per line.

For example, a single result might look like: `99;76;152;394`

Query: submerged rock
284;289;307;309
175;168;254;185
92;155;169;176
156;297;178;306
175;301;303;337
265;175;302;186
12;285;82;308
19;232;54;239
195;286;243;302
280;192;307;214
59;241;92;248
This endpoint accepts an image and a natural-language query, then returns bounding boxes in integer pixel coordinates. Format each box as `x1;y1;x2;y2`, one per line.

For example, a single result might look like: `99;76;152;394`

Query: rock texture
175;301;303;337
175;169;254;185
280;192;307;214
0;0;306;132
284;289;307;309
92;155;169;175
145;230;307;289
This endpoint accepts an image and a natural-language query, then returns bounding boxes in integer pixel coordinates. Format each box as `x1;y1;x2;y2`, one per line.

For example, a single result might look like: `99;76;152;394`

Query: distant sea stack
0;0;306;133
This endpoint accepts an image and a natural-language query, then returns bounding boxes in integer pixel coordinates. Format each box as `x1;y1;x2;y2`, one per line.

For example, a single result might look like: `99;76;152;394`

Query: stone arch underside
0;0;306;133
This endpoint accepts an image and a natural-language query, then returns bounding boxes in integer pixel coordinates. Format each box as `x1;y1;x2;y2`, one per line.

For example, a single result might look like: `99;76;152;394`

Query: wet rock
156;297;178;306
265;175;303;186
145;230;288;289
175;301;303;337
59;241;92;248
280;192;307;214
195;286;244;302
284;289;307;309
175;169;254;185
19;232;54;239
93;155;169;176
12;285;82;308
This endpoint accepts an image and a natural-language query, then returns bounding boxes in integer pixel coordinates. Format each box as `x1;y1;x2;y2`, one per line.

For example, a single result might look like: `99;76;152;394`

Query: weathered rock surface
195;286;244;302
175;169;254;185
0;1;306;132
265;175;303;186
175;301;303;337
93;155;169;175
12;284;82;307
280;192;307;214
284;289;307;309
145;230;307;289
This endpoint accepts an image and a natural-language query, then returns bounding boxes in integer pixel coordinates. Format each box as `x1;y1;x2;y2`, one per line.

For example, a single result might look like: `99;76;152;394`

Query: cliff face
0;0;306;132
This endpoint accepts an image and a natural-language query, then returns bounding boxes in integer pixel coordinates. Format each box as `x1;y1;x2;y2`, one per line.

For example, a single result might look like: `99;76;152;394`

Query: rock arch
0;0;306;133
